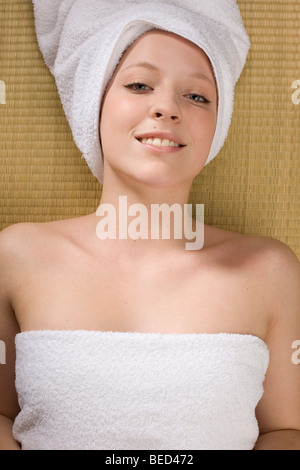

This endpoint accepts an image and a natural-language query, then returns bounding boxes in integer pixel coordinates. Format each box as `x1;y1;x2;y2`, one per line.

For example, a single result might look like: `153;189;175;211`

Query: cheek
100;95;141;142
100;96;142;162
192;111;217;146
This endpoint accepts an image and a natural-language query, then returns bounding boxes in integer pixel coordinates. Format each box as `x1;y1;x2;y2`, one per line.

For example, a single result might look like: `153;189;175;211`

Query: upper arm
256;240;300;435
0;225;21;420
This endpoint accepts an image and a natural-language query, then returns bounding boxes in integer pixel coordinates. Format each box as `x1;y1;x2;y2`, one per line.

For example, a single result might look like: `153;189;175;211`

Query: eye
186;93;210;104
124;82;152;92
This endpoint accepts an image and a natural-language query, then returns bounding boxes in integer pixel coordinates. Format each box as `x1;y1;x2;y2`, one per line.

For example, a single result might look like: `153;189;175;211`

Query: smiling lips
135;132;186;152
139;137;181;148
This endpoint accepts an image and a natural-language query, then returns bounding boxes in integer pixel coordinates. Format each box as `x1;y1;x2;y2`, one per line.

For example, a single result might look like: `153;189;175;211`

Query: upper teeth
140;138;181;147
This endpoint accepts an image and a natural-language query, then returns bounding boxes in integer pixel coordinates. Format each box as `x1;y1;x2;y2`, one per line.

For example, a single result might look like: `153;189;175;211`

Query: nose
149;89;181;122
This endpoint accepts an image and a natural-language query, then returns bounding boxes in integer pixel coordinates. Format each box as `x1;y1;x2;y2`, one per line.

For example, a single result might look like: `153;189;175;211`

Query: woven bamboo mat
0;0;299;259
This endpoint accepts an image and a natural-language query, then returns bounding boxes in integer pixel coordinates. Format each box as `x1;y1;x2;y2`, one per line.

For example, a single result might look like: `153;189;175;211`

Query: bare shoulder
206;225;300;328
205;225;300;334
0;223;39;279
0;216;92;263
0;222;46;256
0;222;55;268
245;234;300;314
239;237;300;435
255;235;300;323
205;224;300;277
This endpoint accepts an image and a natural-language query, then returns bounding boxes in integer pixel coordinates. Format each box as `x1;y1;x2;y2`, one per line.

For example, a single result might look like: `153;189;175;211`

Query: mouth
136;137;184;148
134;132;186;149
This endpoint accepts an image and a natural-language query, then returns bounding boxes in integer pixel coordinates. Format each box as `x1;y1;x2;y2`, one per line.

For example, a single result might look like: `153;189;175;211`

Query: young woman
0;1;299;450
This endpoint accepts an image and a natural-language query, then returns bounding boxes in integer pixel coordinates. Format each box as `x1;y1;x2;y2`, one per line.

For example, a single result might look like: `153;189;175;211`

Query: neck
91;176;204;257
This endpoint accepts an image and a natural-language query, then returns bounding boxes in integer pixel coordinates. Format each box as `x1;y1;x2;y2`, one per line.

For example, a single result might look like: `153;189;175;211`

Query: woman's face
100;30;218;187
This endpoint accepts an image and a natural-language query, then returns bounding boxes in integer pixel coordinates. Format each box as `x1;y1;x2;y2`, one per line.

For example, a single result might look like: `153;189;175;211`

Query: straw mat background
0;0;299;259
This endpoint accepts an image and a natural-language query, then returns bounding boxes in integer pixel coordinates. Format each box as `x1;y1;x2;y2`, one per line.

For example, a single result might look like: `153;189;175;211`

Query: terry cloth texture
13;330;269;450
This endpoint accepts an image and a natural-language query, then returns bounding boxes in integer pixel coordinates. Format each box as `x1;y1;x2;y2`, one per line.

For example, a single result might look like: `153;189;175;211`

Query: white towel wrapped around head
32;0;250;183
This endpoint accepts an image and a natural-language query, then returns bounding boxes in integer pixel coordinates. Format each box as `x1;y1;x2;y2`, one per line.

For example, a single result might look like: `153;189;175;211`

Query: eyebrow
122;62;215;86
122;62;159;73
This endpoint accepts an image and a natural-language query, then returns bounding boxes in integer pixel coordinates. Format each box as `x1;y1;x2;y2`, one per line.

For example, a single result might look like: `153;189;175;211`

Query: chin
129;164;193;189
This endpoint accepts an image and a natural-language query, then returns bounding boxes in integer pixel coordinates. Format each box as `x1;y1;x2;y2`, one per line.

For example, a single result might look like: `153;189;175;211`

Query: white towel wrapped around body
13;330;269;450
32;0;250;183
